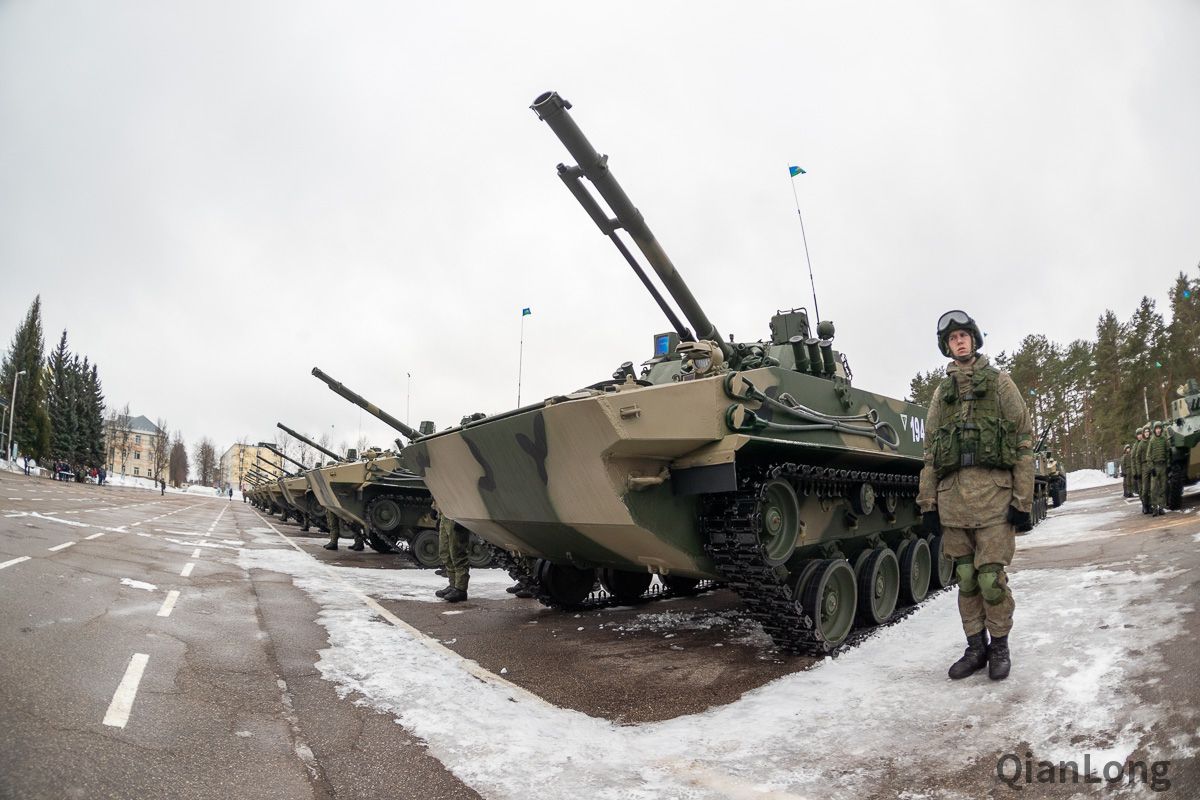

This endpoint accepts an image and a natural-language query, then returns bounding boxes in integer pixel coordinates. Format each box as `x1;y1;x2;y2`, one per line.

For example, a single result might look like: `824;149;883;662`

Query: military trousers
942;522;1016;638
326;513;363;547
1149;464;1168;508
438;523;470;590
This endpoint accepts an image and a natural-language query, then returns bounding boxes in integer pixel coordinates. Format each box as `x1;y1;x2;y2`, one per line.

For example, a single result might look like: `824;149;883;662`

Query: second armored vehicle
1167;378;1200;509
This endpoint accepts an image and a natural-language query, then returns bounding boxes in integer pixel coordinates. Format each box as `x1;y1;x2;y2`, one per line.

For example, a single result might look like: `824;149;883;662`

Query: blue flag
789;165;806;177
522;307;531;317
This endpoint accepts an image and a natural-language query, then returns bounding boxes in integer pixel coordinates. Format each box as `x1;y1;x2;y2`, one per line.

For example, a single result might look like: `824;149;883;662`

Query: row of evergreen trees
909;267;1200;470
1;296;106;466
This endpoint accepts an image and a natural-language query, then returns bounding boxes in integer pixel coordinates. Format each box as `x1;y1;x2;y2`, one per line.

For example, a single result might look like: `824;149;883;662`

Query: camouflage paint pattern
306;453;435;531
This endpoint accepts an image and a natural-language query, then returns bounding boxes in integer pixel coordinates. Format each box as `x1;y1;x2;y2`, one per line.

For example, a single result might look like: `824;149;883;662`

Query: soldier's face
947;329;974;358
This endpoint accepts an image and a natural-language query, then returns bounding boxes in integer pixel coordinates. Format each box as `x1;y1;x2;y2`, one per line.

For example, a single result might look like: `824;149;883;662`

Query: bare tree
168;431;188;487
105;403;132;474
149;417;170;481
294;436;310;470
355;434;370;454
192;437;218;487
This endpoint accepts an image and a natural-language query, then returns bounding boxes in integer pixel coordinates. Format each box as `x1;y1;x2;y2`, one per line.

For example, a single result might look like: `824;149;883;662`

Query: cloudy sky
2;1;1198;458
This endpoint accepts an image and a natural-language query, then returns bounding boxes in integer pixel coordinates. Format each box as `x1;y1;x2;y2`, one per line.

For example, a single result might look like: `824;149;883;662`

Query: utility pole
7;369;27;462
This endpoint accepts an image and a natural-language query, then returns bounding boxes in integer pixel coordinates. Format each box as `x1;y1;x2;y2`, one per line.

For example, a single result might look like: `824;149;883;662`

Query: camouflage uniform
918;354;1034;643
1138;425;1154;513
324;511;364;551
1147;424;1170;515
1120;445;1133;497
437;512;470;594
1131;431;1146;508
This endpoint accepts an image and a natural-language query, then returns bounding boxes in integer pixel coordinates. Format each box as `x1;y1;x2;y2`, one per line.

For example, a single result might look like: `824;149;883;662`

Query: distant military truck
1166;378;1200;510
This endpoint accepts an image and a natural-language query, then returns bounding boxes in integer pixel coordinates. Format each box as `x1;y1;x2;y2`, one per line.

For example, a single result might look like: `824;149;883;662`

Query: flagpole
788;167;821;324
517;314;526;406
406;372;411;425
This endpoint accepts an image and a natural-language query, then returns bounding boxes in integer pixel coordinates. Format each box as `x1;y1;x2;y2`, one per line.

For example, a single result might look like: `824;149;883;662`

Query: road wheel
466;534;493;568
366;495;403;533
758;478;802;566
537;561;595;607
799;559;857;647
854;547;899;626
928;534;954;588
599;568;652;602
410;528;441;568
899;537;931;604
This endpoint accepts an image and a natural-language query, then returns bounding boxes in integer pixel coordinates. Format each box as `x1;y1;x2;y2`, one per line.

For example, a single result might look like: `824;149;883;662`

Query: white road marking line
190;548;201;558
180;562;194;577
0;556;31;570
157;590;180;617
48;541;75;552
84;532;105;540
103;653;150;728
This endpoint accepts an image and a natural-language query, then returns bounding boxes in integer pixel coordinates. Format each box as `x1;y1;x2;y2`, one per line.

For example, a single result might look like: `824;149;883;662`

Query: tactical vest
930;365;1018;479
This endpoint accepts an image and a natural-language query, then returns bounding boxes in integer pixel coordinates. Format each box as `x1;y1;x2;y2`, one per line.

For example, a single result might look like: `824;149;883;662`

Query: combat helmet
936;309;984;357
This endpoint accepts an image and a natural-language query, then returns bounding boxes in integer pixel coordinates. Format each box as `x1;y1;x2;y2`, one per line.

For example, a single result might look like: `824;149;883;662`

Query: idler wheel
799;559;857;647
898;537;932;604
410;528;442;568
366;496;403;532
466;534;493;568
599;568;652;602
759;478;802;566
854;547;899;626
537;561;596;607
928;534;954;589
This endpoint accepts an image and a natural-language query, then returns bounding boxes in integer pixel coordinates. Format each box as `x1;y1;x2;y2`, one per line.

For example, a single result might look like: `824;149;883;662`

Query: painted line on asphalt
48;541;75;552
0;556;30;570
103;653;150;728
84;532;105;540
157;590;180;618
190;548;201;559
180;562;195;577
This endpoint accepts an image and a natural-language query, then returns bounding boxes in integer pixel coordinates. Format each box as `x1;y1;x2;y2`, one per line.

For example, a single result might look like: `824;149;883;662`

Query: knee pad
977;563;1008;605
955;557;979;596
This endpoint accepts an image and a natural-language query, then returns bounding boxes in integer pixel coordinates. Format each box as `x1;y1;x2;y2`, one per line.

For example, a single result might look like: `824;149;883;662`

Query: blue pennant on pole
522;307;532;317
788;165;806;177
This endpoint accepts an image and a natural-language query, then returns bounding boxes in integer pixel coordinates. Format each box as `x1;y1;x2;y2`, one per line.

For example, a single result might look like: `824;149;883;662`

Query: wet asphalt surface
1;469;1197;799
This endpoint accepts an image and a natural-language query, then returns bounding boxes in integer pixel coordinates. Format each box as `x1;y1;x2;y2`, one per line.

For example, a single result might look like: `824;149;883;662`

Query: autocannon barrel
276;422;345;463
265;444;307;472
311;367;423;442
531;90;729;359
256;455;292;477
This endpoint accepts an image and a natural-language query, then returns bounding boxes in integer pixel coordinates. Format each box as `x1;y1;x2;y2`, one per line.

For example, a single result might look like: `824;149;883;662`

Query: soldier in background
1131;428;1147;510
1120;444;1134;497
918;310;1033;682
1147;421;1170;516
323;511;364;551
433;502;469;602
506;557;537;599
1138;423;1154;514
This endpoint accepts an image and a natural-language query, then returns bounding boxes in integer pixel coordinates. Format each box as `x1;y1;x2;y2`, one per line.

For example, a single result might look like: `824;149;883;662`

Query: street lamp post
7;369;27;463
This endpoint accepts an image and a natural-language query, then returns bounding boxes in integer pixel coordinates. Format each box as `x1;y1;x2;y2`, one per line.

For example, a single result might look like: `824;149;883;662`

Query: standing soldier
323;511;365;551
918;310;1034;682
1139;423;1154;514
1131;428;1147;510
1147;421;1170;516
433;502;470;603
1120;444;1133;497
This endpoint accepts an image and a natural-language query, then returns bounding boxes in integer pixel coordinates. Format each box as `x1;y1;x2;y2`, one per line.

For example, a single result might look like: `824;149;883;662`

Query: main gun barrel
311;367;423;442
256;455;292;478
531;90;729;358
265;444;308;472
276;422;345;463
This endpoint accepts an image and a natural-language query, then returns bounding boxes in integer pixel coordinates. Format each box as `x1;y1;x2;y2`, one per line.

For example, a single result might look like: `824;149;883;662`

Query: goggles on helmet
937;310;973;335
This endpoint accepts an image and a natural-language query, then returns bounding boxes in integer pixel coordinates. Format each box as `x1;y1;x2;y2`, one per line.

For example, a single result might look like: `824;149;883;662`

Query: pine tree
0;296;51;461
907;368;946;406
83;363;106;465
46;330;76;461
1164;267;1200;394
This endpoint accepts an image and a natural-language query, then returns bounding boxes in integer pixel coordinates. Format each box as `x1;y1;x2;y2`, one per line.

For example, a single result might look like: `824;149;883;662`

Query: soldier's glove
1007;505;1033;532
922;510;941;536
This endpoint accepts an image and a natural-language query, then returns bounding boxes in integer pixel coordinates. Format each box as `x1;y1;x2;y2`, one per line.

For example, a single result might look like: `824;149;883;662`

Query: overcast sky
2;1;1198;458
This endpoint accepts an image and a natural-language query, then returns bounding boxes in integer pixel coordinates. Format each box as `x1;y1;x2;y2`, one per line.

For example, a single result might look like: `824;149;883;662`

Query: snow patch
1019;509;1128;550
238;545;1193;799
119;578;157;591
1064;469;1122;490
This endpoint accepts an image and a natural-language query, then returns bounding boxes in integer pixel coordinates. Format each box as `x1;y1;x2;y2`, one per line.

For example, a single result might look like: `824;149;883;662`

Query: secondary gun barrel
311;367;423;442
277;422;345;463
531;90;729;359
265;444;307;472
256;455;291;478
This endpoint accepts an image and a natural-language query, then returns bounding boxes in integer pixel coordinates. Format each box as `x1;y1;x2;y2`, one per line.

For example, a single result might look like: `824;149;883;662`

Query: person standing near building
918;310;1033;682
433;502;469;603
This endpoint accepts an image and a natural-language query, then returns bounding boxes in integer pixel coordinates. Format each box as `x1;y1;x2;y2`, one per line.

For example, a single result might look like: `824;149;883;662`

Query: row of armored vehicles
245;92;1090;653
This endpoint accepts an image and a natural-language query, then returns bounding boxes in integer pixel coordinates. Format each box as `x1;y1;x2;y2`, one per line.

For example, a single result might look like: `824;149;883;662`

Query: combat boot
435;585;454;598
443;587;468;603
348;536;365;551
988;635;1011;680
514;584;536;599
948;631;990;680
434;567;447;577
323;542;337;551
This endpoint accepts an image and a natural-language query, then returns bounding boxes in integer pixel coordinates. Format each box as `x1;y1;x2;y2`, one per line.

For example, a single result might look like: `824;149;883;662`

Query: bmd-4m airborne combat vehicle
401;92;951;654
1166;378;1200;509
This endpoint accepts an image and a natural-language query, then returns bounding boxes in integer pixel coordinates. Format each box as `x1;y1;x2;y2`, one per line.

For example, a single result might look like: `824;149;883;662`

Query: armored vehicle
1166;378;1200;509
400;92;950;654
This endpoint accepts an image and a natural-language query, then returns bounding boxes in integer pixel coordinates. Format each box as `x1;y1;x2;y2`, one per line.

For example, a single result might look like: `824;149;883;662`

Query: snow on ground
119;578;157;591
1018;508;1129;550
313;564;517;603
1065;468;1122;490
239;527;1194;800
